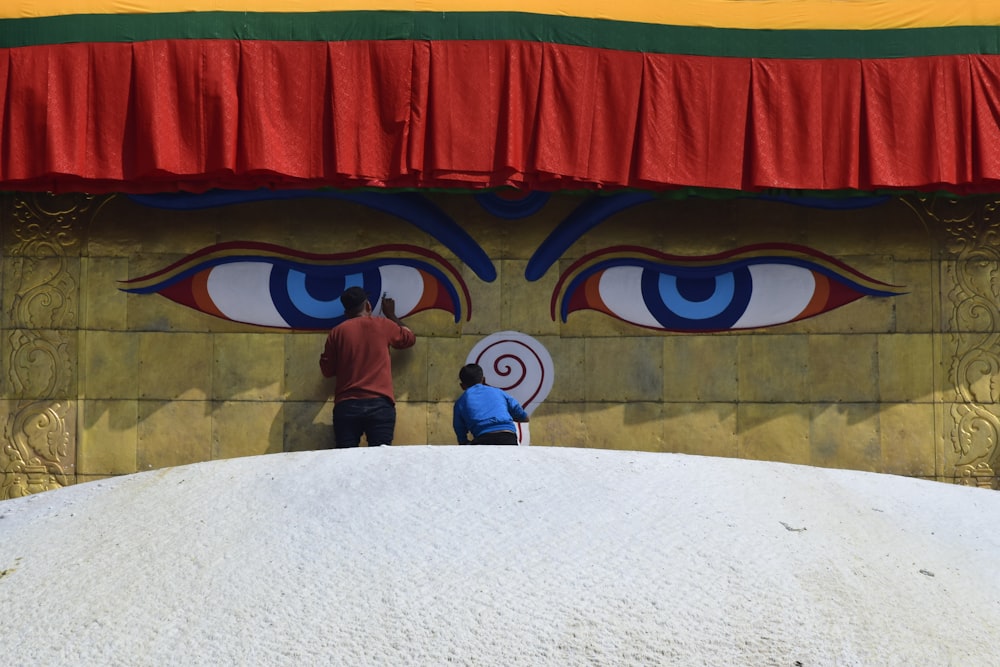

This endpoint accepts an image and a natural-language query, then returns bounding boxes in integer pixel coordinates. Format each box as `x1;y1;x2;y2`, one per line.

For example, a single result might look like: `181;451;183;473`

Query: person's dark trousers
333;397;396;448
470;430;518;446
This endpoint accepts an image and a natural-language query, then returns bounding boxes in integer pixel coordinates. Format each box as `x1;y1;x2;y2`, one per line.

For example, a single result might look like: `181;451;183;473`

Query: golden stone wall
1;190;997;499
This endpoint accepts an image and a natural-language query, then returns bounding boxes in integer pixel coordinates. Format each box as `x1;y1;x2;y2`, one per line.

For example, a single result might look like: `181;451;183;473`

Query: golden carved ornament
911;196;1000;489
1;400;71;499
0;193;106;498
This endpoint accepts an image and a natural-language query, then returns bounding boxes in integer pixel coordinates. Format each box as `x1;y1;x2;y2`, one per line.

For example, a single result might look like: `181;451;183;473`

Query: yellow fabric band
5;0;1000;30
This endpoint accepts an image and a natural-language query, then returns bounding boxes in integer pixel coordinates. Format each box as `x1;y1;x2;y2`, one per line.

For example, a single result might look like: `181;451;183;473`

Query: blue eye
120;242;471;330
552;244;906;332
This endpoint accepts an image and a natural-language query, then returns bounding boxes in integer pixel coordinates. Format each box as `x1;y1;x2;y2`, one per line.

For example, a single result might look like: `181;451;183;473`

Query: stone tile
584;403;665;451
282;400;333;452
426;400;458;446
391;335;430;402
807;334;878;403
83;198;143;257
213;333;284;401
352;205;434;253
801;198;930;260
662;402;738;458
613;401;666;452
663;335;738;402
935;259;957;334
803;256;898;335
879;403;937;477
862;201;936;260
138;332;212;400
393;400;428;446
936;334;958;406
406;308;463;341
78;399;138;475
504;198;578;260
130;292;256;335
731;199;809;249
136;400;212;471
737;403;811;465
280;198;433;249
123;254;205;333
500;260;559;336
212;400;283;459
286;332;334;403
891;259;937;334
461;261;503;336
524;403;587;448
878;334;935;403
809;403;880;472
82;256;129;331
547;336;586;403
552;283;651;338
424;192;508;259
576;199;668;257
576;403;621;450
425;336;469;402
91;197;216;256
737;336;808;403
584;337;663;402
935;400;959;482
82;330;139;400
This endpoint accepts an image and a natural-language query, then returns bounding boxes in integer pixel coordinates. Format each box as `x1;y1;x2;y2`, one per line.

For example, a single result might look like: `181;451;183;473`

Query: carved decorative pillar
912;196;1000;490
0;193;95;499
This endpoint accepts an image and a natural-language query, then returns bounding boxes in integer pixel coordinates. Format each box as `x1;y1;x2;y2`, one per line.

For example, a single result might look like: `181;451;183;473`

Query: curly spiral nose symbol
466;331;554;446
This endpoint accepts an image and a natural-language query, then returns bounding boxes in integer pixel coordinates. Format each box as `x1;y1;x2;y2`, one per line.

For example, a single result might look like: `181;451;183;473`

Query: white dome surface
2;446;999;666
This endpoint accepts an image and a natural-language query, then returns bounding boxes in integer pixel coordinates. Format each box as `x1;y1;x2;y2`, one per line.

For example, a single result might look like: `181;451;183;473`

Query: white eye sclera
558;249;903;332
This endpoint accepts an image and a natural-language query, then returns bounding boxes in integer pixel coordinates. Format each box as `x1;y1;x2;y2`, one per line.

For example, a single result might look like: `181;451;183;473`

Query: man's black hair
459;363;484;386
340;286;369;315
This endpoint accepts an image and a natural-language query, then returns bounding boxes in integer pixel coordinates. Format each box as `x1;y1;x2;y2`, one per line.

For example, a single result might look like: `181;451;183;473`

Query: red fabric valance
3;39;1000;194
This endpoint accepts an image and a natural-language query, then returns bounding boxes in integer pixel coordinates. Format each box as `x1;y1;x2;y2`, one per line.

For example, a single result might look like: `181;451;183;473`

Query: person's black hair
340;286;369;315
459;363;484;386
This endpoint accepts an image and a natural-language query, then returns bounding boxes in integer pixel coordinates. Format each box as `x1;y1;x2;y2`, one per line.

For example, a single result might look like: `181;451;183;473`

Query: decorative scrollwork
916;196;1000;489
6;329;73;400
8;256;78;329
0;400;71;500
9;192;92;256
0;192;100;498
5;193;92;329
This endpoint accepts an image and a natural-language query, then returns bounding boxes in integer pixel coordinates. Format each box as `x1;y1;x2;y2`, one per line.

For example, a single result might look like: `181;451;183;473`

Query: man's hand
382;296;409;327
381;296;396;319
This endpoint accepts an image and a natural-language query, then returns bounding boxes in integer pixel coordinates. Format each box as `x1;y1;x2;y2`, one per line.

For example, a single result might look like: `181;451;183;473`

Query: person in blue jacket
453;363;530;445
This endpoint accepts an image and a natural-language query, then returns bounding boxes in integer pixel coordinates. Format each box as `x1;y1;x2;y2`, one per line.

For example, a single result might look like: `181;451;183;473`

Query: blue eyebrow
128;190;497;283
524;192;655;282
525;192;894;282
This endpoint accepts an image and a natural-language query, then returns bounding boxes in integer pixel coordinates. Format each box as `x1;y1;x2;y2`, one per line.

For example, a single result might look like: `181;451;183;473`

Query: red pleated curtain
3;40;1000;194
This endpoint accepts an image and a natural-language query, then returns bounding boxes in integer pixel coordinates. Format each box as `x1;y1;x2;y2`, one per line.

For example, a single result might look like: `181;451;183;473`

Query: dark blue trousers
333;397;396;448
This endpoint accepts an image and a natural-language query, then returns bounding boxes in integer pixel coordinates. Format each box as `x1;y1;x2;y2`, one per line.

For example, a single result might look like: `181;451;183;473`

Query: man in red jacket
320;286;416;447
